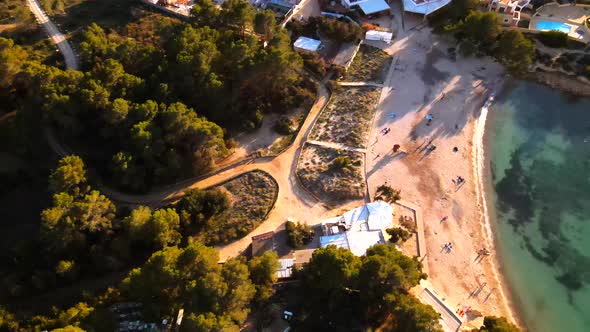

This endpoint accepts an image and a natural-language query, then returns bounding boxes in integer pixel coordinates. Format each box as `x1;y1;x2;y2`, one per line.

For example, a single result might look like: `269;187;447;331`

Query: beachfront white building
319;201;393;256
482;0;531;26
341;0;391;15
401;0;453;16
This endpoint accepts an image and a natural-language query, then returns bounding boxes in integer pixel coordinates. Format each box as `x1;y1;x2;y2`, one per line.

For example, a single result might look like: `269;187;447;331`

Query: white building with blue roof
319;201;393;256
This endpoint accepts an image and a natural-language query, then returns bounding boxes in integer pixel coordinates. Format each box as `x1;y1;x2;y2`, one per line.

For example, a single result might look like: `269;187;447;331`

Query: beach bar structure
319;201;393;256
293;36;322;53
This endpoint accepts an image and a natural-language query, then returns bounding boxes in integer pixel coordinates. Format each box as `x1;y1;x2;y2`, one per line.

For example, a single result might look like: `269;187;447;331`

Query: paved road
27;0;79;70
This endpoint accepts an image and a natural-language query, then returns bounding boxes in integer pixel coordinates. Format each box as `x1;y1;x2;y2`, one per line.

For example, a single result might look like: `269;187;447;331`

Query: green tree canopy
248;251;279;303
191;0;221;28
285;221;314;248
496;30;535;75
176;188;230;227
385;293;443;332
461;11;501;48
473;316;520;332
298;244;433;330
49;155;87;193
124;206;182;250
0;37;27;89
254;10;276;41
41;190;116;255
122;243;255;327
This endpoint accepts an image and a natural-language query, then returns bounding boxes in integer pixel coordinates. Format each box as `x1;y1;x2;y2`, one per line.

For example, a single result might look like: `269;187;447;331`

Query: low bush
275;115;295;135
537;30;568;48
285;221;314;248
386;227;411;243
301;53;328;77
331;156;353;173
400;216;417;233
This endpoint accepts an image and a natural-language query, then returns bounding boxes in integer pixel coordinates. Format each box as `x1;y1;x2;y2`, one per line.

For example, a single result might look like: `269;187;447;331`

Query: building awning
359;0;390;15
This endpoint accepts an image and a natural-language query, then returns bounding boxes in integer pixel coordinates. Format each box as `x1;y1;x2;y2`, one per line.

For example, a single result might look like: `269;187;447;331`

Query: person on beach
393;144;401;153
441;216;448;223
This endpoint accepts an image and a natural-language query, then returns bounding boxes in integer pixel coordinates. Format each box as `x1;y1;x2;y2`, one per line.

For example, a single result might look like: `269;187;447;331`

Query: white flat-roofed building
401;0;452;15
293;36;322;53
341;0;390;15
365;30;394;43
319;201;394;256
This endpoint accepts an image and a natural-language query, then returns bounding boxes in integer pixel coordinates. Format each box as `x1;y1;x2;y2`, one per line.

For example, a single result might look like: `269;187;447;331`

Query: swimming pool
535;20;571;34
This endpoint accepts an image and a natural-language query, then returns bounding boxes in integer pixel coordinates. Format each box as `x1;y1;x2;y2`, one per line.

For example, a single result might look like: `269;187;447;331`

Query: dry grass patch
204;170;278;244
310;87;380;148
345;44;391;83
297;144;365;205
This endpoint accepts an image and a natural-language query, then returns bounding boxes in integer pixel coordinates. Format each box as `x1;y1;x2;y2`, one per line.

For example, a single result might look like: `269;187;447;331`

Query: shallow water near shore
487;81;590;332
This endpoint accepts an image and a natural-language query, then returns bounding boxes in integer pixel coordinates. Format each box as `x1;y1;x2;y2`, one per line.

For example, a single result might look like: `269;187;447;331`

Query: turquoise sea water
488;81;590;332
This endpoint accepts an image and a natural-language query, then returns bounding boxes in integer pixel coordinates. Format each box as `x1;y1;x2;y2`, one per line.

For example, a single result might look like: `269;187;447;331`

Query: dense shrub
386;227;411;243
274;115;295;135
285;221;314;248
536;30;569;48
301;53;328;77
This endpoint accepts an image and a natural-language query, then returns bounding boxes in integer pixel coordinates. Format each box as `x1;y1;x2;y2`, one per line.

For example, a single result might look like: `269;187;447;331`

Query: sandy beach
365;14;519;329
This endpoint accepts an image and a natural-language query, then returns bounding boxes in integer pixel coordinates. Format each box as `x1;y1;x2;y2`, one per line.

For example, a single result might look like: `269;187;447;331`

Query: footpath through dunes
28;0;333;261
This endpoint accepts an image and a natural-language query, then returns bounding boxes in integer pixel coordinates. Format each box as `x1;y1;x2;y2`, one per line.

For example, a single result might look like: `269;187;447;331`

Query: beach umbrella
425;114;433;120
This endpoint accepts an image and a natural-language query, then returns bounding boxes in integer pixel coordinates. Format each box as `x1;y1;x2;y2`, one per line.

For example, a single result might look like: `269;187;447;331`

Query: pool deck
529;3;590;44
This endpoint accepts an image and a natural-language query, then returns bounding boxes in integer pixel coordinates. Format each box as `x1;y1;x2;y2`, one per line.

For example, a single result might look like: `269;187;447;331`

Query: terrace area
530;3;590;44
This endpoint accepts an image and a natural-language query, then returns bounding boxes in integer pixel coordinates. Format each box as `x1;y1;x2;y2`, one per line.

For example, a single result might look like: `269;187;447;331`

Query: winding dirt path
28;0;333;259
27;0;79;70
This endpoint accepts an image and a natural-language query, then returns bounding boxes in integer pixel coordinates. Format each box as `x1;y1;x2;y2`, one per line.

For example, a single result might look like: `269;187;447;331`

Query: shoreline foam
472;84;523;328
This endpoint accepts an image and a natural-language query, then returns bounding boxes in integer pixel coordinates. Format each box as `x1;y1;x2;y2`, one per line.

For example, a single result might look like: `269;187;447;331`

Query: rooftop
358;0;390;15
402;0;452;15
319;201;394;256
251;231;275;257
294;36;322;52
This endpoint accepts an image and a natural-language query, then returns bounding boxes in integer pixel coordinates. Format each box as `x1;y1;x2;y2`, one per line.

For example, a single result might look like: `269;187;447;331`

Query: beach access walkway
418;286;462;332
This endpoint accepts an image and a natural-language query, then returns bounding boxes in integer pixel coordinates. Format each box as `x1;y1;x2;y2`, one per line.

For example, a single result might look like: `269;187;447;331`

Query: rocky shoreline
532;69;590;97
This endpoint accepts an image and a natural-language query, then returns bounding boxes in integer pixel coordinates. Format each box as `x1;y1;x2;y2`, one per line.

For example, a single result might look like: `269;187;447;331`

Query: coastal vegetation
297;144;365;204
192;170;278;245
311;87;380;148
345;44;392;83
375;183;402;203
472;316;520;332
287;16;363;44
0;155;280;330
447;11;535;75
430;1;536;76
386;227;411;244
285;220;314;248
1;0;315;192
289;244;441;331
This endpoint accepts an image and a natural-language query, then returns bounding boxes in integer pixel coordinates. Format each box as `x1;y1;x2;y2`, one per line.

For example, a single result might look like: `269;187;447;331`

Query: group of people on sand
442;242;453;253
477;248;491;257
381;127;391;135
452;176;465;186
